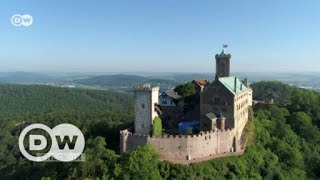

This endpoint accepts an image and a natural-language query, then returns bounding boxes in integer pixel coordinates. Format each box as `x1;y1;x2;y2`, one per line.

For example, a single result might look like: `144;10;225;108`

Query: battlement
121;128;234;140
215;50;231;59
120;129;149;138
134;84;160;92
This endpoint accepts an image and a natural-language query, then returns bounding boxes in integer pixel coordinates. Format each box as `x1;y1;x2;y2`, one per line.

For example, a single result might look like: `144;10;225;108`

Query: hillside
0;84;134;119
251;81;295;104
0;72;56;84
1;82;320;179
75;74;149;86
74;74;179;86
74;74;180;91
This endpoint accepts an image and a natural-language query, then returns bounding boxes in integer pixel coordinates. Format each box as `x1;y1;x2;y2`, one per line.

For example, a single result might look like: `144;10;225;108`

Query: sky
1;0;320;73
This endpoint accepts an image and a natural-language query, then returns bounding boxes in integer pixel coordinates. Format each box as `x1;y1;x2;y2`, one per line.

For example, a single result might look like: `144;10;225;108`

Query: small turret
217;113;225;130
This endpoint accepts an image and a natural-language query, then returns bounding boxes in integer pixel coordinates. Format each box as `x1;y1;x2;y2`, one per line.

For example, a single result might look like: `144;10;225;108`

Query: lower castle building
120;50;253;164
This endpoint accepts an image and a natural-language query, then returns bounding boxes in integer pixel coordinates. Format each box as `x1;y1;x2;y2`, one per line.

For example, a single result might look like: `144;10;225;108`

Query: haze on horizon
1;1;320;73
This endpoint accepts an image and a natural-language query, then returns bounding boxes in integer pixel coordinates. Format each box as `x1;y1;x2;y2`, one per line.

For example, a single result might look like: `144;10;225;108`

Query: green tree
289;112;320;144
152;116;162;137
119;145;161;179
78;136;117;179
174;82;196;102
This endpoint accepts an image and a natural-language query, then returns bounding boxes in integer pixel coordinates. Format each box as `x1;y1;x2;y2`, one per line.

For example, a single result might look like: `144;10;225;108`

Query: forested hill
1;82;320;179
74;74;179;86
0;84;134;119
251;81;295;104
252;81;320;108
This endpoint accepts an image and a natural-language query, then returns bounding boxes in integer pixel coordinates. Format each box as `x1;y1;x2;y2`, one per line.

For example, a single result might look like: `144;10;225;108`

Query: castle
120;50;253;164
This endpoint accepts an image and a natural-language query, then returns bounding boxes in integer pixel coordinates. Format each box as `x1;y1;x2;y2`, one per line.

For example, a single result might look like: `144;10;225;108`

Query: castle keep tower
215;50;231;78
134;84;159;135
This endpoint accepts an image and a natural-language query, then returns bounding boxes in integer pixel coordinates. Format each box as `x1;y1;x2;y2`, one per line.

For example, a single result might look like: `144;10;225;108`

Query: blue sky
1;0;320;73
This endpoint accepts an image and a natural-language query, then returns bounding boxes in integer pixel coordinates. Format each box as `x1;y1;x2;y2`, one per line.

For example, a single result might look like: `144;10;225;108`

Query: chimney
234;77;237;93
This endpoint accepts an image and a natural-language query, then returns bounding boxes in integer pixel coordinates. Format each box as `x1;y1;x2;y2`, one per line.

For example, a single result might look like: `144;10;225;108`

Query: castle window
142;103;145;109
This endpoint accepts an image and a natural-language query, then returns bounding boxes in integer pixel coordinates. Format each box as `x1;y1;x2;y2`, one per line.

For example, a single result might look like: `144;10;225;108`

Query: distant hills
1;71;320;92
0;72;57;84
74;74;181;91
75;74;152;86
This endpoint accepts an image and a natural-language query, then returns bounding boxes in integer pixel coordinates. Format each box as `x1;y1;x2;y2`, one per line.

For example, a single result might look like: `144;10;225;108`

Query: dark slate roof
205;112;217;121
164;90;182;100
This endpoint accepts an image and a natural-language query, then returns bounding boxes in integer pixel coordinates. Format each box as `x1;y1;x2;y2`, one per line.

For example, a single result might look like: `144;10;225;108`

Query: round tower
217;113;226;130
134;84;159;135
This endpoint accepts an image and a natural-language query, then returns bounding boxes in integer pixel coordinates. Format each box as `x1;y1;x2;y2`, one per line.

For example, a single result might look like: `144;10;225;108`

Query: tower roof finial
221;44;228;54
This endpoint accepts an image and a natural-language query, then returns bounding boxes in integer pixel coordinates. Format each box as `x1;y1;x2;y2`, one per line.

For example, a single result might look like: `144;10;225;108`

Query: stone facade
200;80;235;130
134;85;159;135
199;51;252;157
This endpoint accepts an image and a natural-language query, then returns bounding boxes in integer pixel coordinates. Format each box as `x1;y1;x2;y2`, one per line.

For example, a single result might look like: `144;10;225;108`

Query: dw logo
18;123;85;162
11;14;33;27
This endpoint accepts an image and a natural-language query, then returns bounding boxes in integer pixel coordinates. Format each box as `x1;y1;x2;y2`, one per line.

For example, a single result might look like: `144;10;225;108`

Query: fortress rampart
120;127;244;162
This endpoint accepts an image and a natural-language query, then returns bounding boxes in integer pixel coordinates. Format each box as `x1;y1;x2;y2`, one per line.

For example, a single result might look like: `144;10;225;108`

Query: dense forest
0;84;133;119
1;82;320;179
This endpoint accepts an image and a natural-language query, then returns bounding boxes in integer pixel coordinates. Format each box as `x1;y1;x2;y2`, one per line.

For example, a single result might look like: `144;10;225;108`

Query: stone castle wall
120;128;239;161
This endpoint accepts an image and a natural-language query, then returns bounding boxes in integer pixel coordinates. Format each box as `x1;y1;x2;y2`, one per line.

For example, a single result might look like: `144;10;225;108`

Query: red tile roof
195;79;208;86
